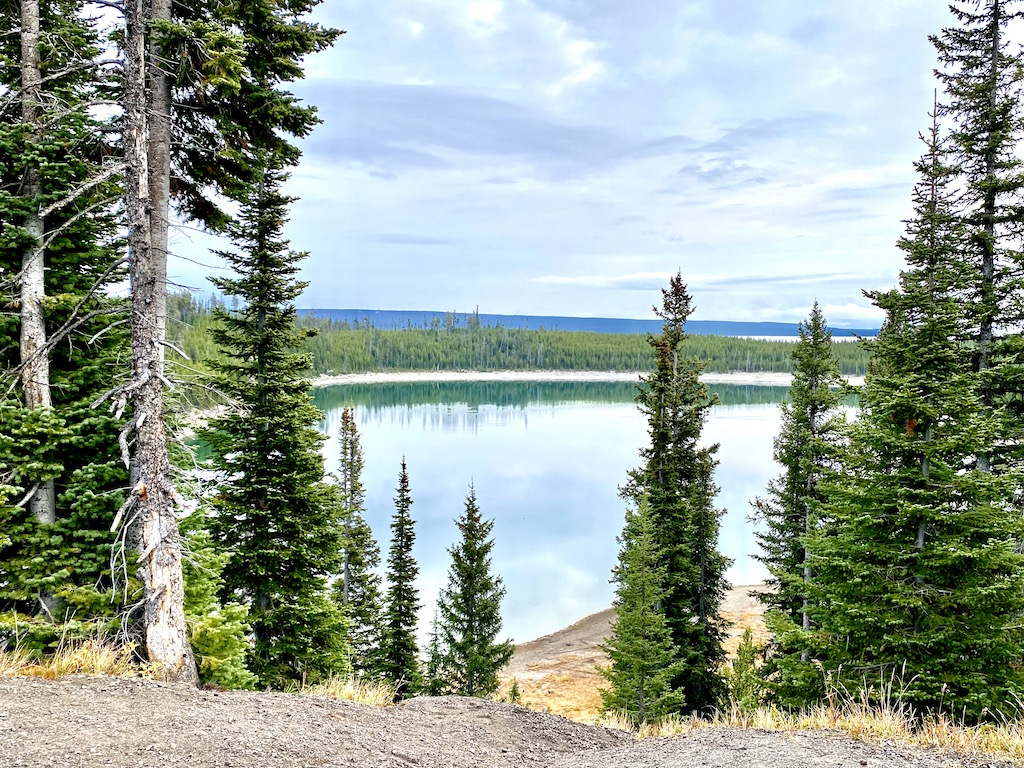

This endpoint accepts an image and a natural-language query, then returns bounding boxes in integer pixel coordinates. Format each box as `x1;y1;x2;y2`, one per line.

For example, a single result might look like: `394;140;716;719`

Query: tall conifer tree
204;152;347;687
621;272;730;714
752;303;847;704
381;460;422;698
810;112;1024;720
601;499;686;724
933;0;1024;470
330;406;384;676
434;485;513;698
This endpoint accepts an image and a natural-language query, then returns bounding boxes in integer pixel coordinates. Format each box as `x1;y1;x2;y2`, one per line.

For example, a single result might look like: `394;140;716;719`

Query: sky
169;0;958;327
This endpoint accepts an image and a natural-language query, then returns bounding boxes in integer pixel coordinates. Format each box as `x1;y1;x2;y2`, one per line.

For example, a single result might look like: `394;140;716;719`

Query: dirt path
0;676;1003;768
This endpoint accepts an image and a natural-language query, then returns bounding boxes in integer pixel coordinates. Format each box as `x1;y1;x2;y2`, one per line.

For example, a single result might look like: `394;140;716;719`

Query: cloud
534;270;885;294
533;271;674;290
465;0;504;36
249;0;953;328
302;82;632;178
371;234;460;245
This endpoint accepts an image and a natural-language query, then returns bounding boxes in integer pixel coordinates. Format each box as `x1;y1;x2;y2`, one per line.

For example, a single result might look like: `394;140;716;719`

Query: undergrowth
0;635;139;679
303;675;397;707
598;684;1024;762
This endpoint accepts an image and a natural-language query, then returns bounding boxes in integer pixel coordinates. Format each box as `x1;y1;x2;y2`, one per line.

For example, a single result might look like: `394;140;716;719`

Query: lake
313;380;788;646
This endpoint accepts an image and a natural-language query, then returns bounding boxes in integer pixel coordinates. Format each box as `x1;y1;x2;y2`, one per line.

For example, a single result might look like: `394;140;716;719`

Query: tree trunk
124;0;198;685
976;0;1000;474
19;0;56;529
146;0;171;358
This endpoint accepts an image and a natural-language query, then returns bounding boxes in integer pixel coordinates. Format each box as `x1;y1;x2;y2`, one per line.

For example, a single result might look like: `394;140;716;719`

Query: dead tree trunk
19;0;56;528
123;0;198;685
146;0;171;355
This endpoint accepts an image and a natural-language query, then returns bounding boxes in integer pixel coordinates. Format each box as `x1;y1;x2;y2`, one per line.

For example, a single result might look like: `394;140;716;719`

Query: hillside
0;675;999;768
499;584;770;722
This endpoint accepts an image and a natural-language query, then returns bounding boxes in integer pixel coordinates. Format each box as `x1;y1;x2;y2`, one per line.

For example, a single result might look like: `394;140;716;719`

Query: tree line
601;0;1024;725
167;294;873;376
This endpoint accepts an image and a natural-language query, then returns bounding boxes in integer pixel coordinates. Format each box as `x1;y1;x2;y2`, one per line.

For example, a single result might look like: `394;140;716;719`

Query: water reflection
316;380;789;646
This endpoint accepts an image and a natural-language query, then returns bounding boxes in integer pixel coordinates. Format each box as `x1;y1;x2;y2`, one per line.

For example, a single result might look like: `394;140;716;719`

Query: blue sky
170;0;956;326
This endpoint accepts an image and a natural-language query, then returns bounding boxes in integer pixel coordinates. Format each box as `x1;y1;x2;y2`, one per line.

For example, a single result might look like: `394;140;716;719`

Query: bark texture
19;0;56;526
146;0;171;356
124;0;198;685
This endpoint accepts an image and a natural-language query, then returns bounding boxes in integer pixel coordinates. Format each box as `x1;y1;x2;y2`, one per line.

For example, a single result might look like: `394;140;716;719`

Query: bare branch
89;318;129;345
15;483;40;509
92;367;149;411
38;58;123;88
40;195;121;252
159;339;191;361
38;163;125;219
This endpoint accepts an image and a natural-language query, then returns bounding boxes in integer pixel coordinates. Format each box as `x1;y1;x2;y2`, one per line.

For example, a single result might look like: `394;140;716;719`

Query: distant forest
170;294;873;376
297;308;880;338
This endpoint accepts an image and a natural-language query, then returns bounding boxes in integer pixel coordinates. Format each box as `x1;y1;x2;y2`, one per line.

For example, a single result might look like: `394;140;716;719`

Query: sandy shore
312;370;865;388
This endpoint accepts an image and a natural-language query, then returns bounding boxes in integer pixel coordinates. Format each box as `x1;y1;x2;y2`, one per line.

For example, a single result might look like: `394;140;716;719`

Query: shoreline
312;370;866;388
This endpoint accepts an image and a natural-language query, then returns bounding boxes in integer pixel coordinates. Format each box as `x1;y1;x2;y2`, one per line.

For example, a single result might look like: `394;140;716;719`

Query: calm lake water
313;380;788;645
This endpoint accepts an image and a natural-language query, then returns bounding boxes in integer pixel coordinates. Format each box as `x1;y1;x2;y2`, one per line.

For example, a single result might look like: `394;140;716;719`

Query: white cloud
465;0;504;36
257;0;959;324
544;24;606;96
534;271;673;288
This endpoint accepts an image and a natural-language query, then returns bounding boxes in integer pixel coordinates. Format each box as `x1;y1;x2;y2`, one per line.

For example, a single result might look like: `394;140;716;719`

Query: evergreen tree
621;272;730;714
381;460;422;698
0;0;129;648
751;303;847;704
116;0;337;680
434;485;513;698
330;406;385;677
424;609;445;697
810;112;1024;720
724;628;764;715
180;510;257;690
600;500;686;725
933;0;1024;469
203;152;347;687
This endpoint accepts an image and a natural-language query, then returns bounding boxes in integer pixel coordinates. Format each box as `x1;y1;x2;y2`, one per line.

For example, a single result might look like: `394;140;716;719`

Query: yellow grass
0;635;139;679
497;672;605;722
598;689;1024;764
305;675;397;707
0;644;34;676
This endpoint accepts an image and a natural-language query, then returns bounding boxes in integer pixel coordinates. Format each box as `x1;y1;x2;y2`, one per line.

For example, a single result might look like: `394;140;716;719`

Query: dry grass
598;689;1024;764
0;635;139;679
0;644;35;676
305;675;397;707
497;671;605;722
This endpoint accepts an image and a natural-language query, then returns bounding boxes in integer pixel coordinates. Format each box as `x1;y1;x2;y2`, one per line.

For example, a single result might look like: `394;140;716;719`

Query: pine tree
600;500;686;725
203;152;347;687
434;485;513;698
330;406;385;677
933;0;1024;470
751;302;847;704
621;272;731;715
424;609;445;697
810;111;1024;720
724;628;764;715
180;510;257;690
381;460;422;698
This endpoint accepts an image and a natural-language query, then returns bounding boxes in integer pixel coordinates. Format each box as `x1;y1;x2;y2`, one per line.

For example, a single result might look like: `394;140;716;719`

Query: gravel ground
0;676;1012;768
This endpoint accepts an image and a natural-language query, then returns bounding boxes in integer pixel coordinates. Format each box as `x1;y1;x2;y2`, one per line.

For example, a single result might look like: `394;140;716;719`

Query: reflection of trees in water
323;403;531;435
313;381;801;418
